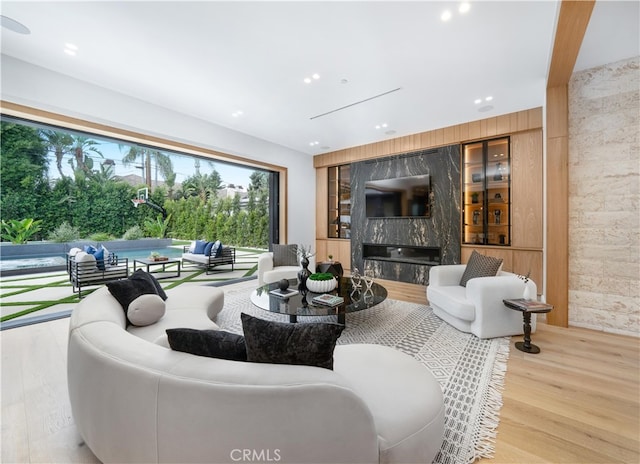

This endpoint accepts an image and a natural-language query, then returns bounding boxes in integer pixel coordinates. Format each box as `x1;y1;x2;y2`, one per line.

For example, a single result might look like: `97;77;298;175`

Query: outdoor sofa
67;246;128;298
182;239;236;274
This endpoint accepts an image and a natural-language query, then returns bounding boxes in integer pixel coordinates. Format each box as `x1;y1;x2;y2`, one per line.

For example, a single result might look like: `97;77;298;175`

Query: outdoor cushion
212;240;222;257
193;240;207;254
203;241;215;256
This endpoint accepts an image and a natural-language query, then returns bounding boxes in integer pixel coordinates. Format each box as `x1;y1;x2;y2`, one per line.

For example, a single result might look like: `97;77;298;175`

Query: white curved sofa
68;284;445;464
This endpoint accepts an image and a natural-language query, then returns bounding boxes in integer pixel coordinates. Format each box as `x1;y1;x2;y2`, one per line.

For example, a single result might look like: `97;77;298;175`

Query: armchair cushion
272;244;298;267
459;250;503;287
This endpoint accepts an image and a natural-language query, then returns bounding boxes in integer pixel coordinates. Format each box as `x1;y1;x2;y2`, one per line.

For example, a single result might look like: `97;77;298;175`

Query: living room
1;1;638;463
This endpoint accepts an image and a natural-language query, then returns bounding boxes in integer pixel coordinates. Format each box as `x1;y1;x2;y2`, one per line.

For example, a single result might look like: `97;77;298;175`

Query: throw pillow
74;251;97;270
203;241;214;256
193;240;208;254
68;247;82;257
106;277;158;318
241;313;344;370
127;294;166;326
459;250;503;287
166;328;247;361
188;241;196;253
94;246;106;271
130;268;168;300
211;240;222;257
272;244;298;267
84;245;98;254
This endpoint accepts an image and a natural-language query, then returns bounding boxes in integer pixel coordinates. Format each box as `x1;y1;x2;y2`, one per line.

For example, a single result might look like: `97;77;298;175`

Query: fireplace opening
362;243;441;266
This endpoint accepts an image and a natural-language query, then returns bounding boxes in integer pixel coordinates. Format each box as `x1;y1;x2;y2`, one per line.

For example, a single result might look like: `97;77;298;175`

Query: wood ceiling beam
547;0;595;88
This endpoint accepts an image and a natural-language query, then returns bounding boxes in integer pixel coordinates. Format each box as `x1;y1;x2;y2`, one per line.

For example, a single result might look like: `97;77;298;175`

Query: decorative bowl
306;277;337;293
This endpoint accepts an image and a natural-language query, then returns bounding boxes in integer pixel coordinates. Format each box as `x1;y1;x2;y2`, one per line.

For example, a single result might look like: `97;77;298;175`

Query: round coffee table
250;277;387;325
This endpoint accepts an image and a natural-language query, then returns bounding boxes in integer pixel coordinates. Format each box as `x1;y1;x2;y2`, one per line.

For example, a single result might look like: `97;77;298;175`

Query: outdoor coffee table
251;277;387;325
503;298;553;354
133;258;181;280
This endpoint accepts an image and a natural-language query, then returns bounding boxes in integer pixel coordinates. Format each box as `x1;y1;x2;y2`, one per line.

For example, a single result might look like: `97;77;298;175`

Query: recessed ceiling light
0;15;30;34
312;73;320;80
309;141;319;147
65;43;78;51
459;2;471;14
485;96;493;101
64;49;76;56
441;10;452;21
474;98;482;104
375;123;388;130
232;110;243;118
304;77;312;84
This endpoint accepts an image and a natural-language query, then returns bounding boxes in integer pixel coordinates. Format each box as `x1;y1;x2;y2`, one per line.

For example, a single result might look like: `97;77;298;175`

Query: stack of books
311;294;344;307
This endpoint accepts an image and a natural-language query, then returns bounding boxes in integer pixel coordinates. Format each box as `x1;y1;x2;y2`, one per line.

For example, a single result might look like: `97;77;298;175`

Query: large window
0;115;278;248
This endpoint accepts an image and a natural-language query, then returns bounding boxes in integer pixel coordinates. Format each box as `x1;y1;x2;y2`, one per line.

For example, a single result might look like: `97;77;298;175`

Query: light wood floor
1;296;638;463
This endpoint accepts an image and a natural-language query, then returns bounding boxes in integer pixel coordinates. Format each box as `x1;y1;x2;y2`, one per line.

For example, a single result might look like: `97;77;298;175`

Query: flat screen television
365;174;432;218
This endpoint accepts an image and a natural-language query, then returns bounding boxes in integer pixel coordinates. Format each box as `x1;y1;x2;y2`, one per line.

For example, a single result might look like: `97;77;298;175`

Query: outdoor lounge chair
181;240;236;275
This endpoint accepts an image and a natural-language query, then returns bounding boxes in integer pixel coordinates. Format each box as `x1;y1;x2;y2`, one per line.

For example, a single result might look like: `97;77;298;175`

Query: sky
46;136;257;188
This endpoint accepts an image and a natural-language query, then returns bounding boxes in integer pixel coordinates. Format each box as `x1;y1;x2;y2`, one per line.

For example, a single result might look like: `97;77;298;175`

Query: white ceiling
1;1;638;156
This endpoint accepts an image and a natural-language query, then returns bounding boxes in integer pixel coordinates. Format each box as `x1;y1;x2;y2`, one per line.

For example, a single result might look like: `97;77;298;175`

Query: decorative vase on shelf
523;285;532;301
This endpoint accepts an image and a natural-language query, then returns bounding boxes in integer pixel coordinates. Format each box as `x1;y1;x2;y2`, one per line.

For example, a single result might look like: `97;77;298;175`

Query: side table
503;298;553;354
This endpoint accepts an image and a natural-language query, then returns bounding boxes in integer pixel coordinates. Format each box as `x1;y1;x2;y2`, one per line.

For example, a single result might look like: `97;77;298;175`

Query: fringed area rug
216;280;510;464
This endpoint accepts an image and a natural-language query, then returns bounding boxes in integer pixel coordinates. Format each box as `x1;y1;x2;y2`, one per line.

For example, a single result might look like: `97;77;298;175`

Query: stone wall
350;145;461;285
568;56;639;337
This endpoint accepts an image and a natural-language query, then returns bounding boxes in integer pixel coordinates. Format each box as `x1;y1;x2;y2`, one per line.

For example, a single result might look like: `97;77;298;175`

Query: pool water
0;246;184;273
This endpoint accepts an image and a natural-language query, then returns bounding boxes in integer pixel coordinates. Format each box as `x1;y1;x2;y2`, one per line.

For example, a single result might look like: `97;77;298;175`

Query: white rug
216;280;510;464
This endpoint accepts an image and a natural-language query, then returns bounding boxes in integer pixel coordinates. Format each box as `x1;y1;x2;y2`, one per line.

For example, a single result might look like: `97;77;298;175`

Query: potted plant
148;251;167;262
306;272;337;293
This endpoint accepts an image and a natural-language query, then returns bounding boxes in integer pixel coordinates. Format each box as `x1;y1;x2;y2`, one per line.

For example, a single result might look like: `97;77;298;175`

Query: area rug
216;280;510;464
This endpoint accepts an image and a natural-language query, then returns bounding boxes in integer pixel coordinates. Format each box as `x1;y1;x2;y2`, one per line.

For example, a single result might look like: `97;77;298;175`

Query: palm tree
70;136;103;174
120;145;173;190
182;172;221;203
40;129;73;179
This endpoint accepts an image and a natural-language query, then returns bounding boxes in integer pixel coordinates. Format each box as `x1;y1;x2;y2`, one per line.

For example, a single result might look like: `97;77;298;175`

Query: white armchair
427;264;537;339
256;252;316;286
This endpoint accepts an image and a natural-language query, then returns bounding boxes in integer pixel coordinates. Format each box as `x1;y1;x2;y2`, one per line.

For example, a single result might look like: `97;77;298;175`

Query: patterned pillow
459;250;503;287
272;244;298;267
241;313;344;370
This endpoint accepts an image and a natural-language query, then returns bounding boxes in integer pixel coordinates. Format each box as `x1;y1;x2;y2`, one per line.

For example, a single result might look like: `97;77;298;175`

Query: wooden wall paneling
315;240;328;268
316;168;328;239
313;107;543;168
511;130;544;248
512;250;543;295
546;86;570;327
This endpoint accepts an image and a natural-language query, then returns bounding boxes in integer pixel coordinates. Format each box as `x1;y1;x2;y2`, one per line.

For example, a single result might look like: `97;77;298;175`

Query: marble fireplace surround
351;145;461;285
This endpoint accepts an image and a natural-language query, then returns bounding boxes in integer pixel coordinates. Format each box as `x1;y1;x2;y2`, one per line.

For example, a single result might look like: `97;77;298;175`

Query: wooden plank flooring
1;296;638;463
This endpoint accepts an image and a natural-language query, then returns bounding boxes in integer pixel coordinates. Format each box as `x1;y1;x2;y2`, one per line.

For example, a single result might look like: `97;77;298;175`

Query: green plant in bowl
308;272;334;281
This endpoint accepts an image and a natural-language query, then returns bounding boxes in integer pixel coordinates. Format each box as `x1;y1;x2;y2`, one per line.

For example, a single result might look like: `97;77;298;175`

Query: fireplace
363;244;441;266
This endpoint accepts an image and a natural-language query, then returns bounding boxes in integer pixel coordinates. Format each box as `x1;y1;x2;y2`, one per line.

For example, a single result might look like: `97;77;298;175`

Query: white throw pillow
74;251;97;270
127;294;166;326
68;247;82;257
188;241;196;253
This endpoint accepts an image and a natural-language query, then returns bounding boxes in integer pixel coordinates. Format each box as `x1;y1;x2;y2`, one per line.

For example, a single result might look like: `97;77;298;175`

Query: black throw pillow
241;313;344;370
166;328;247;361
106;278;158;315
130;269;168;300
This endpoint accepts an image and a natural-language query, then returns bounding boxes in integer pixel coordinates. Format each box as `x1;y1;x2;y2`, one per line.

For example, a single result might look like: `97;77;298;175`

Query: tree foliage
0;121;271;248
